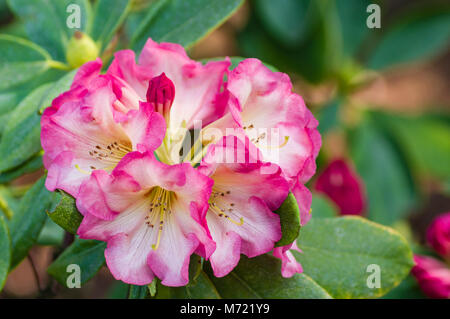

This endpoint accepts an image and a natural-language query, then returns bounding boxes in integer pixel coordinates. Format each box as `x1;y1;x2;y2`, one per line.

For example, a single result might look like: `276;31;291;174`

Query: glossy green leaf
156;271;221;299
0;216;11;291
294;217;414;298
0;70;75;173
47;190;83;234
128;284;149;299
382;274;425;299
36;216;65;246
351;118;415;225
47;237;106;287
38;69;77;110
0;84;50;173
368;8;450;69
91;0;131;51
0;185;18;220
274;192;301;247
7;0;92;61
311;193;338;219
8;176;59;269
0;35;52;91
206;254;331;299
132;0;244;51
0;68;64;121
0;154;43;184
128;0;170;46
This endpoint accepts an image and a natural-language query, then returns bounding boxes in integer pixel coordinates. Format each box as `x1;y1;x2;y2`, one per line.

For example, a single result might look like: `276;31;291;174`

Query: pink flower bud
146;72;175;117
427;212;450;259
412;255;450;299
314;159;366;216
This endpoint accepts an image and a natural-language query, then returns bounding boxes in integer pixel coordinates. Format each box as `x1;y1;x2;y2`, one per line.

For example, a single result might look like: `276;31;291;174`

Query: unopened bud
66;31;99;69
146;73;175;118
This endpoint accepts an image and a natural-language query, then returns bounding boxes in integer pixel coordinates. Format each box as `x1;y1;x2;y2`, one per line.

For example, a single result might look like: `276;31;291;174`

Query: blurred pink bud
426;212;450;259
314;159;366;215
411;255;450;299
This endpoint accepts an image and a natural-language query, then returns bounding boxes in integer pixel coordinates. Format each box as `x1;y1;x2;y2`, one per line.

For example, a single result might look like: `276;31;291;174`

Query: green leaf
38;69;77;110
47;190;83;234
0;185;18;220
0;70;75;173
274;192;301;247
311;193;338;219
124;0;169;44
293;217;414;298
36;216;65;246
132;0;244;51
47;237;106;287
8;176;59;269
335;0;372;58
382;274;425;299
91;0;131;51
0;68;64;121
0;35;52;91
7;0;92;61
0;154;43;184
351;117;415;225
206;254;331;298
128;284;149;299
368;7;450;69
0;84;50;172
0;216;11;291
378;113;450;179
254;0;312;47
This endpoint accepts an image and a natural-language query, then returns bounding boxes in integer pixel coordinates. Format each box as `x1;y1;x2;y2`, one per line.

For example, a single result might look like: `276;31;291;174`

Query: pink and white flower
206;58;321;186
107;38;230;164
77;152;215;286
41;59;166;197
198;136;288;277
204;59;321;278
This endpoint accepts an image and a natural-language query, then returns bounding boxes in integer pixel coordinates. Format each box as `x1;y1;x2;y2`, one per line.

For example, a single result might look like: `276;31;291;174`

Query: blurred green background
0;0;449;298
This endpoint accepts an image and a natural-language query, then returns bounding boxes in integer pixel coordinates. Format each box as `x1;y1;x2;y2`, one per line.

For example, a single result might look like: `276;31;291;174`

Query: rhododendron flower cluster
41;38;321;286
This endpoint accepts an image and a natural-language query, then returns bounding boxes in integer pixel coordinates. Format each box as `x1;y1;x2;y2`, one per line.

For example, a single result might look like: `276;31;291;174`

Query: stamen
209;192;244;227
225;215;244;226
146;187;174;251
75;164;91;175
258;136;290;149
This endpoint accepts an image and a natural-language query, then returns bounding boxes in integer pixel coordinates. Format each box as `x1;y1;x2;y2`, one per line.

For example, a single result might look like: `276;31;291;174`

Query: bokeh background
1;0;449;298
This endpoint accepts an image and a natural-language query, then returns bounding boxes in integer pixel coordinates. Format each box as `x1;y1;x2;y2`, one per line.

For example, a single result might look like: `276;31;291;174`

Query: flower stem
47;60;71;71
